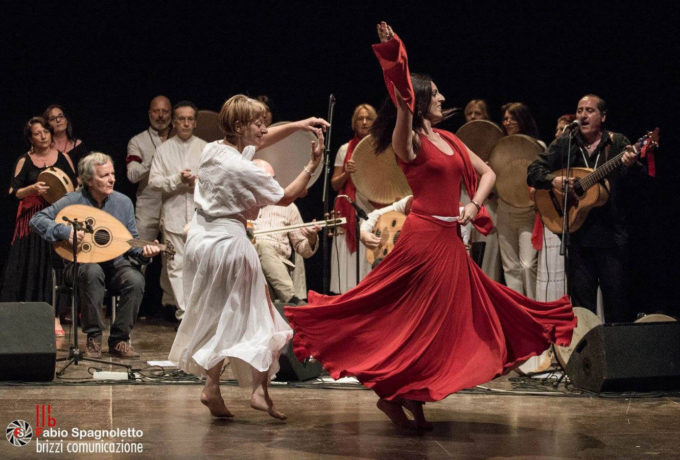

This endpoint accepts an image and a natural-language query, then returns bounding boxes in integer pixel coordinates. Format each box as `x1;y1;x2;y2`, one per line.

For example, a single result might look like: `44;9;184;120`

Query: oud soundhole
93;229;112;247
81;243;91;252
86;217;95;227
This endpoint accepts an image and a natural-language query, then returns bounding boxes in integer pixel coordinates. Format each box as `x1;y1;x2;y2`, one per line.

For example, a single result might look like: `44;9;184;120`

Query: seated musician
359;195;472;267
527;94;642;323
30;152;160;358
251;159;320;305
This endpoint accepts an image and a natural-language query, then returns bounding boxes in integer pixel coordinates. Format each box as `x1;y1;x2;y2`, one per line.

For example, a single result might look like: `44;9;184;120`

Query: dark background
1;1;678;314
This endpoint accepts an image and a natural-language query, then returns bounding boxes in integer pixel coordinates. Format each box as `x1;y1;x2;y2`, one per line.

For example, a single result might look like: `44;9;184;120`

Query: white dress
168;141;292;385
330;142;374;293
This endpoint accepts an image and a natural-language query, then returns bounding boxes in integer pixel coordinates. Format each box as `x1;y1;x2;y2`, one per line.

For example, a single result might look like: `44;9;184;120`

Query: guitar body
366;211;406;265
54;204;134;263
533;167;609;234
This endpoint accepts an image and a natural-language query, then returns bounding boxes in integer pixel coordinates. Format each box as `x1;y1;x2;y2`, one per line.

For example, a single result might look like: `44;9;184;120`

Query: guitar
366;211;406;265
53;204;175;263
533;128;659;234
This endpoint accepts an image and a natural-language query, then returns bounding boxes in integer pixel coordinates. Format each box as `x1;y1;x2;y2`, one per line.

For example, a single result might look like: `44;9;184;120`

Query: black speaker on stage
273;302;322;382
565;322;680;392
0;302;56;382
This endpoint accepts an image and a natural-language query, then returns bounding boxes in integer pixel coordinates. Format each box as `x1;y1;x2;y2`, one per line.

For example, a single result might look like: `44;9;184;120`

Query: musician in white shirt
251;159;320;304
148;101;206;320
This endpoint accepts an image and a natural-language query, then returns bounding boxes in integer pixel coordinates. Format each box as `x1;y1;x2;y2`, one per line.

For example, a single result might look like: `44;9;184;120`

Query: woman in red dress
285;22;576;430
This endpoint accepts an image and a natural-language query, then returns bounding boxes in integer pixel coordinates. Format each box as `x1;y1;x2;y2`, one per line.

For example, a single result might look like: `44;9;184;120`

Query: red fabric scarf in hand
333;136;362;253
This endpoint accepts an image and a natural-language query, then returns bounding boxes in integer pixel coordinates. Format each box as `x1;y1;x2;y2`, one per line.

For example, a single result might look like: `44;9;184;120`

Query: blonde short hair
218;95;267;142
78;151;112;185
351;103;377;132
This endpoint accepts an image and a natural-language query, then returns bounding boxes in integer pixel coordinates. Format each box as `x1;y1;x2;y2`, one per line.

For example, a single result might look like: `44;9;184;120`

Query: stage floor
1;317;679;459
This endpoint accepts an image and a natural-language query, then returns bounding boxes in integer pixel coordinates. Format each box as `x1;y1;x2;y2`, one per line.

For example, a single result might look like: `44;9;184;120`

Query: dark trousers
567;244;632;323
65;260;145;346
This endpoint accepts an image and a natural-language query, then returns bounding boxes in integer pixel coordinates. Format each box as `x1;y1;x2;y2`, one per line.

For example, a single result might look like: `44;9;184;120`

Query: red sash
333;136;362;253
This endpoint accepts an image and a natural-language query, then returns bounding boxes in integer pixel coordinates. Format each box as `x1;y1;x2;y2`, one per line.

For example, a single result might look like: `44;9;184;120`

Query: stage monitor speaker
273;302;322;382
0;302;56;382
565;322;680;393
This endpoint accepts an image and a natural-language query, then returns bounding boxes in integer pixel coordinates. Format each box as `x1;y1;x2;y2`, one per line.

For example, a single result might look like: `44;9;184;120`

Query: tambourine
37;167;74;204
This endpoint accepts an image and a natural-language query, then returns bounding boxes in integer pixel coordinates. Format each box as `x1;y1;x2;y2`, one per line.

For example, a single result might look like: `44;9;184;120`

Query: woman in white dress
169;95;325;420
330;104;377;293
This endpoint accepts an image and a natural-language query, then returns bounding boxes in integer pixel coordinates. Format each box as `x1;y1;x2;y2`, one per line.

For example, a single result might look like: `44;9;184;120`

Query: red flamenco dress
284;34;576;402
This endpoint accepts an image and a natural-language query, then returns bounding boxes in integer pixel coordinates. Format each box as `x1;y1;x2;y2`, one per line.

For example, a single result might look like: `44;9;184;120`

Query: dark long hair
43;104;75;141
501;102;540;139
371;73;457;154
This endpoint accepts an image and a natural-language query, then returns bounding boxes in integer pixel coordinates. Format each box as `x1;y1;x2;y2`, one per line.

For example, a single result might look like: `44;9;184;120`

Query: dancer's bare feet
200;390;234;418
377;399;416;430
402;399;433;430
250;392;287;420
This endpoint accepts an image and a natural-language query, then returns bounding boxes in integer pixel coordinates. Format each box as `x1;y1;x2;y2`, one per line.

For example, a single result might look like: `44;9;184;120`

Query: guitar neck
579;150;629;191
127;239;169;252
253;218;346;236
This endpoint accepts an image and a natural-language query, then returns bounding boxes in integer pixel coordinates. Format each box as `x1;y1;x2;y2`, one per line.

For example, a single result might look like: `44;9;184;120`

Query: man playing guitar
527;94;644;323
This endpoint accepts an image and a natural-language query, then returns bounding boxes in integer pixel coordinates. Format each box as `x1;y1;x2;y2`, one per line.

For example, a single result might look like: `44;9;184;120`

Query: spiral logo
6;420;32;447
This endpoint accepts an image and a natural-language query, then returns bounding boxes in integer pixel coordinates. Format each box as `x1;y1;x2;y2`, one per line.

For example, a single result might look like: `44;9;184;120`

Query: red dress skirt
285;134;575;402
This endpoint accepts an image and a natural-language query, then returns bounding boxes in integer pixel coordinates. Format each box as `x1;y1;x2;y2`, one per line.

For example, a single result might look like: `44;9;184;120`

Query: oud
54;204;175;263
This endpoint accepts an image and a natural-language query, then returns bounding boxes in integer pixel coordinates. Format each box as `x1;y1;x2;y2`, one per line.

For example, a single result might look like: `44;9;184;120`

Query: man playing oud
31;153;161;358
527;94;644;323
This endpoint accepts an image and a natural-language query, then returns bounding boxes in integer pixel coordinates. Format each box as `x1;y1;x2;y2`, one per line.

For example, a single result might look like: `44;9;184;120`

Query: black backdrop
1;1;677;314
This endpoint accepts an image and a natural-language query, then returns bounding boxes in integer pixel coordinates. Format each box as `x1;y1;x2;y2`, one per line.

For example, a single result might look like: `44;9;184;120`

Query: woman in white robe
169;95;325;420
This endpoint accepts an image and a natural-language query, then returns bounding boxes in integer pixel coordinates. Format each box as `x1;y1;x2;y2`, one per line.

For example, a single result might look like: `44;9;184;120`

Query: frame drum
554;306;602;369
194;110;223;142
350;135;411;205
489;134;543;208
37;167;74;203
456;119;504;162
254;122;321;189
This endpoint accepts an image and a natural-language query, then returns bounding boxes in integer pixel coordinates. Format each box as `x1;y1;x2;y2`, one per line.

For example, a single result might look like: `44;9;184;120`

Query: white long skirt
169;214;292;385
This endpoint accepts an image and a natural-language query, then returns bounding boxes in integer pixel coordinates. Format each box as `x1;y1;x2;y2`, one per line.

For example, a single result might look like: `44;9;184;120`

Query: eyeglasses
48;115;65;122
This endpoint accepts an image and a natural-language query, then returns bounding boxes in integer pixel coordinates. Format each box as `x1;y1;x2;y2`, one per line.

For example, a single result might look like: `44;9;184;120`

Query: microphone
337;194;368;220
562;119;581;133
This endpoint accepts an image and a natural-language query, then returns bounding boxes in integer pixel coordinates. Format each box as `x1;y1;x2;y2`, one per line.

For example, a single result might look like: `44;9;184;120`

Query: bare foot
250;393;287;420
376;399;415;430
200;391;234;418
402;400;433;431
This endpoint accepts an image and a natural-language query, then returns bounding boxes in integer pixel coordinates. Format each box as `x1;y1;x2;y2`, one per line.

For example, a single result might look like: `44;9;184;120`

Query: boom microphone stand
56;217;131;377
321;94;336;294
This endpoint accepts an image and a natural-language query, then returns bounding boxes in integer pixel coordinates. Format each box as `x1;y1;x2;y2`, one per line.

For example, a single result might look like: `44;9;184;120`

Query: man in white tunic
149;101;206;320
126;95;174;307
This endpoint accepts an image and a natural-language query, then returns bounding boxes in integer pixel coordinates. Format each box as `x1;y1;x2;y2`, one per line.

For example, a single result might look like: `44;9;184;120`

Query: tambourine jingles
37;166;74;204
194;109;223;143
488;134;543;208
349;135;411;206
455;119;504;162
254;122;321;189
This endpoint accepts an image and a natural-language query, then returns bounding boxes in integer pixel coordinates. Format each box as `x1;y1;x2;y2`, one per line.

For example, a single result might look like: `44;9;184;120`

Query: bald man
251;159;320;304
126;95;174;311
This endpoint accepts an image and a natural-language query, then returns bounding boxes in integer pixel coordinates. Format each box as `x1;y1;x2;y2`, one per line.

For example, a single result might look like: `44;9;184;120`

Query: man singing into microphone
527;94;643;323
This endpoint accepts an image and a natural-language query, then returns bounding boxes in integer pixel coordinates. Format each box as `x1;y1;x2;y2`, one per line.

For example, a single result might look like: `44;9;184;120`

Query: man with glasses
149;101;206;322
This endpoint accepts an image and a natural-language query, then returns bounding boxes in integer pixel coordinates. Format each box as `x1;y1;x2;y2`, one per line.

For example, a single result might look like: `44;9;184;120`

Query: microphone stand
559;130;575;255
56;217;131;377
321;94;336;294
559;129;575;303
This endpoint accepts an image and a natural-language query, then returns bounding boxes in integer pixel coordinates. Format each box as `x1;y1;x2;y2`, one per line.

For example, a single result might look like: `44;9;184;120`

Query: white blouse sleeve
360;195;412;233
